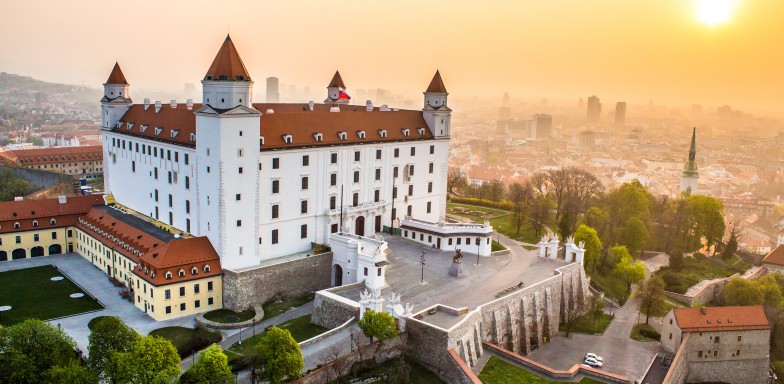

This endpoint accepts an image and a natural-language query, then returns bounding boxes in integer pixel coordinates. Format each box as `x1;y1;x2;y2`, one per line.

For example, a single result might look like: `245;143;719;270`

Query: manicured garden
229;315;326;355
447;202;546;244
559;312;613;335
261;293;314;320
149;325;222;358
202;308;255;323
0;265;103;326
478;356;605;384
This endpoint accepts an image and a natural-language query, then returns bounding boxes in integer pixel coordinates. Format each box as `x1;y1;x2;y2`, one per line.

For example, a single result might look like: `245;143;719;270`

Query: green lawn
261;294;314;320
447;202;509;222
630;323;661;342
655;255;750;294
149;326;222;358
560;313;613;335
489;214;542;244
492;240;507;252
202;308;255;323
479;356;605;384
447;201;546;244
229;314;327;355
0;265;104;326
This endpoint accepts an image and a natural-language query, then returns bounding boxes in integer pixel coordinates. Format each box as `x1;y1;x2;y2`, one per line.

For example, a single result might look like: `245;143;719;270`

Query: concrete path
180;302;314;371
0;254;199;353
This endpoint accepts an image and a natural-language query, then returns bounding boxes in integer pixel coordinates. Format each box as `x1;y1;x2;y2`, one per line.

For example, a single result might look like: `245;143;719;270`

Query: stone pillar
575;241;585;266
548;234;559;259
537;235;548;258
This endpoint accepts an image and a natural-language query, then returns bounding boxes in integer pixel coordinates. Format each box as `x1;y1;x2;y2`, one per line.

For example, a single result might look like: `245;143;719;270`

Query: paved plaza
0;254;211;352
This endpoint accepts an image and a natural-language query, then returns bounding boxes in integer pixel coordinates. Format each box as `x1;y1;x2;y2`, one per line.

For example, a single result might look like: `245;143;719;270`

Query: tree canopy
574;224;602;274
0;319;86;384
612;246;645;292
634;276;666;324
358;309;399;345
88;316;140;380
186;344;234;384
254;327;303;384
111;335;181;384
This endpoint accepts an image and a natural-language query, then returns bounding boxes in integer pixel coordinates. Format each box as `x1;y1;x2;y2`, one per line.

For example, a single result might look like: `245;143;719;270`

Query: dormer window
338;132;347;141
379;129;388;138
171;130;180;138
178;269;185;277
32;220;38;227
14;222;20;229
260;136;265;146
282;134;293;144
116;122;123;129
50;218;56;225
357;131;366;139
191;267;198;275
204;265;211;273
402;128;410;137
190;133;196;142
140;124;148;133
165;272;172;280
154;127;163;136
313;133;323;142
418;128;426;136
127;123;134;130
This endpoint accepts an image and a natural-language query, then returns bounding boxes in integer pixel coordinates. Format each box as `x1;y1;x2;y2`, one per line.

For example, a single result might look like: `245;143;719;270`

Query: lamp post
390;176;397;234
239;327;242;346
420;249;426;284
476;237;481;265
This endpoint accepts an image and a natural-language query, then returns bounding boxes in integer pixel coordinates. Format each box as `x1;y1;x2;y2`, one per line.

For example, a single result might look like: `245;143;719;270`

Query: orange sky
0;0;781;116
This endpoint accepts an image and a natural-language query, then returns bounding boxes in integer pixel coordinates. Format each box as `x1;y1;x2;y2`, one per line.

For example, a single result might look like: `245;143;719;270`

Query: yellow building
0;145;104;175
0;195;104;261
76;205;222;321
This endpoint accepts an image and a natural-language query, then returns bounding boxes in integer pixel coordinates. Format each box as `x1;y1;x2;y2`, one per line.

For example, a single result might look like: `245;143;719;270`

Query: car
584;353;603;362
584;357;602;368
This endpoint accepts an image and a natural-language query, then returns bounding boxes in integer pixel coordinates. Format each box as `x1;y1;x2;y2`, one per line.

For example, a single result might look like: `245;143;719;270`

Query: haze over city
1;0;782;117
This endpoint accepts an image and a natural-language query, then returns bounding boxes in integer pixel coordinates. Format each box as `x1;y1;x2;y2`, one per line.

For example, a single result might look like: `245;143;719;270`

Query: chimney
380;104;390;112
701;307;706;315
265;109;275;114
154;100;162;113
186;99;194;110
13;196;23;201
144;98;151;110
308;101;315;111
170;100;177;109
58;195;67;204
329;106;340;113
366;100;373;111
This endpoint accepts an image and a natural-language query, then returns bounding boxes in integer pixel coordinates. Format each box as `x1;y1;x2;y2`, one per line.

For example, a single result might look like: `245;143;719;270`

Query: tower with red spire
201;35;254;109
422;70;451;138
101;62;132;130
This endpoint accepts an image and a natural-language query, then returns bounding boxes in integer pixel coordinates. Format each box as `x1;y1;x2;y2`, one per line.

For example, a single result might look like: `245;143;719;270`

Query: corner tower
324;71;349;104
680;127;699;193
422;70;451;138
195;35;261;270
101;62;132;130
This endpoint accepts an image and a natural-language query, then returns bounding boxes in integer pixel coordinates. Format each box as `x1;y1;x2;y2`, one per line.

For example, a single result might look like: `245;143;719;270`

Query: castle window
430;145;434;154
353;193;359;207
154;127;163;136
204;265;211;273
127;123;134;130
402;129;410;137
337;132;347;141
192;267;198;275
418;128;426;136
165;272;172;280
313;133;323;142
178;269;185;277
14;222;20;229
140;124;148;133
379;129;388;138
32;220;38;227
357;131;366;139
260;136;265;145
190;133;196;141
283;134;293;144
171;130;179;138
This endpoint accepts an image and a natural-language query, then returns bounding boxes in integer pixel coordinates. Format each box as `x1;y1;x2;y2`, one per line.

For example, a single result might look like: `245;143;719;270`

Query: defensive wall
0;165;72;188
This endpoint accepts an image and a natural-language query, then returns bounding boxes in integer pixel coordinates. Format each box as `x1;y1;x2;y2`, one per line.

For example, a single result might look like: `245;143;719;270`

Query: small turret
324;71;350;104
422;70;451;138
101;62;132;130
201;35;253;109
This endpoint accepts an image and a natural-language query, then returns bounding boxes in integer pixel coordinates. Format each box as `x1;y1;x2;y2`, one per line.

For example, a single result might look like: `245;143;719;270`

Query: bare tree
562;301;587;337
529;195;551;238
487;180;506;206
447;168;468;195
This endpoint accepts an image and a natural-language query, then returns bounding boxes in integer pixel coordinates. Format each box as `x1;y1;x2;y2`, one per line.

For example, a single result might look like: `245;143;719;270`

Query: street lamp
239;327;243;345
420;250;426;284
476;237;481;266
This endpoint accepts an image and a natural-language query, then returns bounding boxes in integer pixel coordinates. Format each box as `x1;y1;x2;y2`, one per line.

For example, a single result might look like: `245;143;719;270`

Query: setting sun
695;0;736;26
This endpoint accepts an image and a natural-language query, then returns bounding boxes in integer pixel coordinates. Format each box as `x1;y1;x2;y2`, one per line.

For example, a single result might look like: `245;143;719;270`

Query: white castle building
100;35;458;271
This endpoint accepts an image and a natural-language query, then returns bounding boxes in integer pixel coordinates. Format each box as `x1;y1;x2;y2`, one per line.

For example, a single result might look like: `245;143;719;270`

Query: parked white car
584;353;603;362
584;357;603;368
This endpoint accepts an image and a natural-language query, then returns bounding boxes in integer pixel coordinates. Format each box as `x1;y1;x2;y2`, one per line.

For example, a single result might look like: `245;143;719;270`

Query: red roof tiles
106;62;129;85
0;195;105;234
762;245;784;266
426;70;447;93
204;35;251;81
328;71;346;89
0;145;103;166
674;306;769;332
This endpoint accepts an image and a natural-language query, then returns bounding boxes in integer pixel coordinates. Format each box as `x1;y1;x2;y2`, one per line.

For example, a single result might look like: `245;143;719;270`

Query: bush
772;360;784;383
449;196;514;211
491;241;506;252
87;316;112;331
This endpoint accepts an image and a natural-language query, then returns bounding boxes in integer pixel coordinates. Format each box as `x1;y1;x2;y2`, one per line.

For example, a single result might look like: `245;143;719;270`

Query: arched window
191;267;198;275
204;265;211;273
50;218;56;225
32;220;38;227
313;133;323;142
337;132;347;141
14;222;20;229
283;134;293;144
178;269;185;277
402;129;410;137
165;272;172;280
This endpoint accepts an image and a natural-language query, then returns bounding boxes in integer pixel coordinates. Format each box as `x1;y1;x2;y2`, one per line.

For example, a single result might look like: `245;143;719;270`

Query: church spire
204;35;251;81
327;71;346;89
688;127;697;161
680;127;699;193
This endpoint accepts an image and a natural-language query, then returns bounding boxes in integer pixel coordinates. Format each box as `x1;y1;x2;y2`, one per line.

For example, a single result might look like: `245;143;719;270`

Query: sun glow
695;0;736;26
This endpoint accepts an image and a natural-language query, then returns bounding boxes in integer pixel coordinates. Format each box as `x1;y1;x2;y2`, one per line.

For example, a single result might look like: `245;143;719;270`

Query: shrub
449;196;514;211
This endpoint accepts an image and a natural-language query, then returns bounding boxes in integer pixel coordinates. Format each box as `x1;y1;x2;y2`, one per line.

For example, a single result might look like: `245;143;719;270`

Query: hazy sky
1;0;782;116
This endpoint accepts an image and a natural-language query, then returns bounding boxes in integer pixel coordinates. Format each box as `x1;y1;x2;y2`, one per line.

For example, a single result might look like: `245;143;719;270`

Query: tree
447;168;468;195
622;217;649;256
0;319;77;383
0;169;38;201
723;223;740;261
487;180;506;206
528;195;551;238
604;180;651;247
687;194;726;251
508;182;533;236
589;295;606;332
44;362;99;384
88;316;140;380
722;278;766;306
634;276;666;324
111;335;181;384
574;224;602;274
253;327;303;384
25;135;43;146
669;251;684;272
561;302;587;337
358;309;399;345
612;246;645;292
187;344;234;384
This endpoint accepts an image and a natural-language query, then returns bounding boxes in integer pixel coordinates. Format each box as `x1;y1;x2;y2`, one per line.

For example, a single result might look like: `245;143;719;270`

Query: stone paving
0;253;202;353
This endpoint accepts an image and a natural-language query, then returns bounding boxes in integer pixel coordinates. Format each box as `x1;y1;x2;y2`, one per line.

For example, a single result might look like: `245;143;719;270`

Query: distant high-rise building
615;101;627;126
502;92;510;106
680;128;699;193
579;130;596;147
532;114;552;138
266;77;279;103
586;96;601;122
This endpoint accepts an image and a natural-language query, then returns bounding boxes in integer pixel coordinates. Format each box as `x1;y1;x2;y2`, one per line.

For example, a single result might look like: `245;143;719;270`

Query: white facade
400;217;493;256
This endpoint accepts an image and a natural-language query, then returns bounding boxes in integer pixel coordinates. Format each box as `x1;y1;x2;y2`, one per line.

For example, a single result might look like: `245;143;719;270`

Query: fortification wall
0;165;72;188
311;282;363;329
222;252;333;311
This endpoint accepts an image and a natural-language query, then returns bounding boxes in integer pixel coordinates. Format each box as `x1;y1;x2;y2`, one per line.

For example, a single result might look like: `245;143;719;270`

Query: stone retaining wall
311;281;363;329
222;252;333;311
299;317;355;349
446;349;482;384
195;308;265;330
0;165;73;188
490;249;511;257
293;336;405;384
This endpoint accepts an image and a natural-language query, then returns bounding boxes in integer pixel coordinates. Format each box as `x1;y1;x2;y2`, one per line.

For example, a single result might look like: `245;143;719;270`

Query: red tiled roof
106;62;129;85
133;237;222;286
114;103;434;150
762;244;784;266
204;35;251;81
0;145;103;166
0;195;105;234
328;71;346;89
426;70;447;93
674;306;770;332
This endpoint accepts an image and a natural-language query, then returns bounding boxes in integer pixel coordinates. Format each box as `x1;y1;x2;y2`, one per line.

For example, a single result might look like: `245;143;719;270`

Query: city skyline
0;0;782;118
